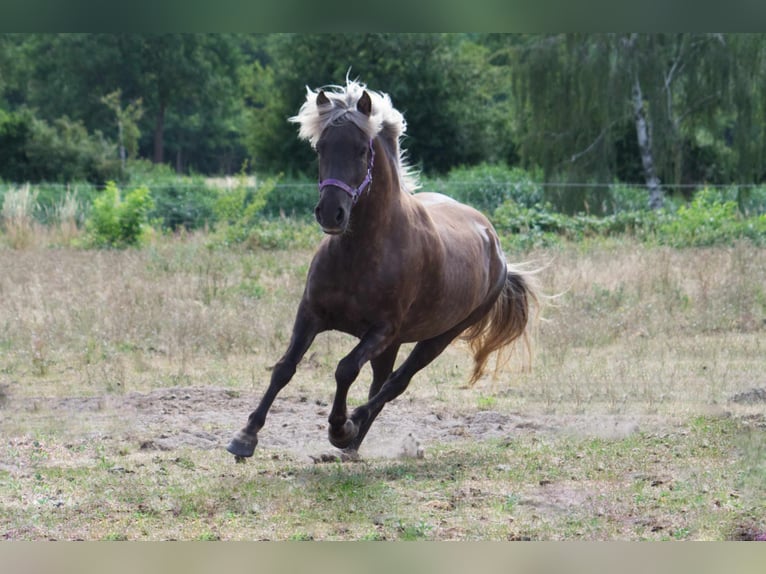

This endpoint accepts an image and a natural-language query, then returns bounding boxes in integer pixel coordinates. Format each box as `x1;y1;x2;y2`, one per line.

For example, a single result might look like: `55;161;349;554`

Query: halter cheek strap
318;139;375;205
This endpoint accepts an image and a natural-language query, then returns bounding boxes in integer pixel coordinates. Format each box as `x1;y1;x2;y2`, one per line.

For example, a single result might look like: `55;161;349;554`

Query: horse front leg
227;302;321;459
327;325;396;449
338;343;399;453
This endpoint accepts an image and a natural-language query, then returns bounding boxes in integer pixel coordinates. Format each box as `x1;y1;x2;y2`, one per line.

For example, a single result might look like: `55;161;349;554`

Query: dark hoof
227;430;258;458
328;419;358;449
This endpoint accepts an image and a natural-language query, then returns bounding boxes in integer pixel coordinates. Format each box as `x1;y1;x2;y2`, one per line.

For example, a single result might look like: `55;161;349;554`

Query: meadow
1;229;764;540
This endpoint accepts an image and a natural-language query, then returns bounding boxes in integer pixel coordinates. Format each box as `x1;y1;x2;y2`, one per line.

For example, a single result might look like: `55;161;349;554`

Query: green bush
0;109;33;182
423;164;544;212
491;187;765;250
605;183;657;214
705;185;766;217
122;161;217;231
242;218;322;250
261;176;316;219
148;182;217;231
0;109;121;184
85;181;154;248
655;188;766;247
212;173;279;246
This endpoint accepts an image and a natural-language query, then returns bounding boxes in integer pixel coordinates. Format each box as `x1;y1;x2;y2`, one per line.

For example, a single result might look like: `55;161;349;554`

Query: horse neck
344;137;406;242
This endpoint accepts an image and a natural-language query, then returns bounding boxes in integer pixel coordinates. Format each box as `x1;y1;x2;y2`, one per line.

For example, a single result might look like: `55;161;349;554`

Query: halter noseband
317;138;375;205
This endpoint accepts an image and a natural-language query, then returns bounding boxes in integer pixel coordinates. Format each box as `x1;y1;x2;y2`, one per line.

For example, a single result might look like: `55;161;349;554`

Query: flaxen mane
289;79;419;194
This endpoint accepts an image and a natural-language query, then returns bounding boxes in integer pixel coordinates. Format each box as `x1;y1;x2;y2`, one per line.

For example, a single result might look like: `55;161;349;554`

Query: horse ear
357;91;372;116
316;91;330;107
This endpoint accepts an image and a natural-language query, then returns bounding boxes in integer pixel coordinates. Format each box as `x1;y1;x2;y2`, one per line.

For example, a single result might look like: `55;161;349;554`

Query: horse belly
399;223;504;341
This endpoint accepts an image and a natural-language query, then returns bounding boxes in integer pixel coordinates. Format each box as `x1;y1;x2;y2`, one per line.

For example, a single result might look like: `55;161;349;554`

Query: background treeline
1;34;766;249
2;34;766;186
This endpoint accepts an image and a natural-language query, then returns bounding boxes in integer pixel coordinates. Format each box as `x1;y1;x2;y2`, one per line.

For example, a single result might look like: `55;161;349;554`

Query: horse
227;80;538;460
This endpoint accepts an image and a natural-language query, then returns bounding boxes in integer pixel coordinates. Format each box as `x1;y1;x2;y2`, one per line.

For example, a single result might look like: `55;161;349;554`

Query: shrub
242;218;322;250
212;171;279;246
424;163;544;213
0;109;33;183
492;198;663;249
148;182;217;231
85;181;154;248
655;188;766;247
0;109;121;184
261;176;316;219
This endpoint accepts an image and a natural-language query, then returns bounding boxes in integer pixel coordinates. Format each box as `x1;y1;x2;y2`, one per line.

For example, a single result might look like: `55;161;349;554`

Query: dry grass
0;236;764;540
1;185;86;249
1;184;42;249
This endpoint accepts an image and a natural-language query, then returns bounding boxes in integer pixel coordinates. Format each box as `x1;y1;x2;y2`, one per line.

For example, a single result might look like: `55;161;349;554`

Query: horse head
314;90;375;234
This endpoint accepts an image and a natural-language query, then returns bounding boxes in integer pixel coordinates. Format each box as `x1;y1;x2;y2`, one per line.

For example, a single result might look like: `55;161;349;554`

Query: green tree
509;34;766;210
16;33;247;174
101;89;144;170
0;108;120;183
243;33;512;175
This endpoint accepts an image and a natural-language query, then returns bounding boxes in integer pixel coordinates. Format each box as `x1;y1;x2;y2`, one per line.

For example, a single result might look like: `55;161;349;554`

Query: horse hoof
227;430;258;458
328;420;358;449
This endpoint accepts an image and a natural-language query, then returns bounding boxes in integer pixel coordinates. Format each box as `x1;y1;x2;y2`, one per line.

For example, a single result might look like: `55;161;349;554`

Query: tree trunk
632;75;664;210
117;119;126;171
153;104;165;164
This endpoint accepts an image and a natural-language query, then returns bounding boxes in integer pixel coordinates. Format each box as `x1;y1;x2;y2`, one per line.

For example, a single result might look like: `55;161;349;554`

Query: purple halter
317;138;375;205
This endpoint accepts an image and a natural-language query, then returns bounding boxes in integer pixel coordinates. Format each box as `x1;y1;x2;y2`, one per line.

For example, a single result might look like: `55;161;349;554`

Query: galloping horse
227;80;538;459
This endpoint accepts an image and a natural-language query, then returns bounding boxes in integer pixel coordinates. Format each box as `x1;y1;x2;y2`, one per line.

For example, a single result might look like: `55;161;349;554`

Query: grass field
1;235;764;540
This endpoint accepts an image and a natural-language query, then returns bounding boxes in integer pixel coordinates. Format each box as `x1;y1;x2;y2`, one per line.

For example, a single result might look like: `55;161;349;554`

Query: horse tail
462;264;539;386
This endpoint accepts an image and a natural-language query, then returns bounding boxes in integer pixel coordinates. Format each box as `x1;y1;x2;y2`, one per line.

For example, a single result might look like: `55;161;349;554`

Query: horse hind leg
347;326;467;453
347;296;509;453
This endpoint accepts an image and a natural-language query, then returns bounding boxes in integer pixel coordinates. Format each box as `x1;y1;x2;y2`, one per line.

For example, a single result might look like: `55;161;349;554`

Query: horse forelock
289;79;420;194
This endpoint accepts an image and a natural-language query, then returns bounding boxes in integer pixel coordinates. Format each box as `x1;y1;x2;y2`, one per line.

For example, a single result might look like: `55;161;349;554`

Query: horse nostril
314;206;323;225
335;207;345;225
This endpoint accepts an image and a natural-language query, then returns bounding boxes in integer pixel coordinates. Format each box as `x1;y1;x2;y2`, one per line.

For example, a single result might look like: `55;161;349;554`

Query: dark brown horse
227;80;538;459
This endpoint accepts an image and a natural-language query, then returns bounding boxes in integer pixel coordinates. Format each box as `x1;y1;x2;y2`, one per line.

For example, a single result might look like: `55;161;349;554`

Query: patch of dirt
730;387;766;404
2;385;668;464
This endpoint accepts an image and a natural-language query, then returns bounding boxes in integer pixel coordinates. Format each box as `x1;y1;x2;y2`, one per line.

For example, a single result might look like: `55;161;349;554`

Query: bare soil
2;381;676;467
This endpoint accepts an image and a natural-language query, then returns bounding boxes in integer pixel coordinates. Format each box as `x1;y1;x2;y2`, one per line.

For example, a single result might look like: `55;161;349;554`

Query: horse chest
305;269;390;325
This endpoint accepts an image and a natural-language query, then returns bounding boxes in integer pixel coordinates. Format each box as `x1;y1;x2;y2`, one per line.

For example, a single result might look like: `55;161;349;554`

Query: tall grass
1;236;763;410
1;237;764;541
1;184;40;249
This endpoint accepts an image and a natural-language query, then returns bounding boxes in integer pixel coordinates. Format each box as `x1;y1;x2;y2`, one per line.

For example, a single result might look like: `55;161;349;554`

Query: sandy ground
0;382;680;468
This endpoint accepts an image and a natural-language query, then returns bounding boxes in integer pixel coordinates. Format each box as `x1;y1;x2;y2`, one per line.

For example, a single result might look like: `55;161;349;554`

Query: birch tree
509;33;763;210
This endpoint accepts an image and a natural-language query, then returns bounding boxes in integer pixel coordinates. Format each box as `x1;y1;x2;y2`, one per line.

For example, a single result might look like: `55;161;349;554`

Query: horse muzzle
314;192;350;234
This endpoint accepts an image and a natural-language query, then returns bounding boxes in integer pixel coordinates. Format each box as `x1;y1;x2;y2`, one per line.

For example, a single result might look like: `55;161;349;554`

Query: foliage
6;162;766;251
0;108;121;183
101;89;144;168
122;161;218;231
4;34;248;174
148;182;217;232
212;165;280;246
424;163;543;213
85;181;154;247
508;34;766;203
242;33;514;175
2;33;766;192
261;176;317;219
240;218;322;250
655;188;766;247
